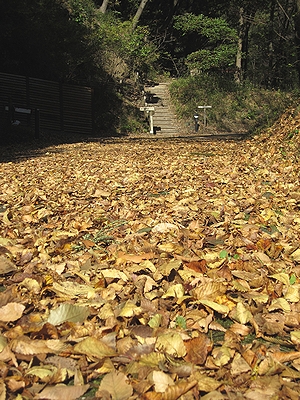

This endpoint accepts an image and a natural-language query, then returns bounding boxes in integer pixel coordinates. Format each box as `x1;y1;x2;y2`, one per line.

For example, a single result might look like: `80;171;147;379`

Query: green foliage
173;13;237;73
96;13;158;79
186;44;237;72
174;13;237;42
65;0;96;26
170;74;299;134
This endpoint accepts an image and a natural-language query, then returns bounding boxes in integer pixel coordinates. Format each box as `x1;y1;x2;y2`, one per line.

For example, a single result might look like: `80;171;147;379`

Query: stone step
143;82;185;136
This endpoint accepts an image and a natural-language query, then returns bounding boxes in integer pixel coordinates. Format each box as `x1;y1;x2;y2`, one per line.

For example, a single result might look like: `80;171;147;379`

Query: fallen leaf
155;331;186;357
149;370;174;393
185;334;212;365
35;384;89;399
97;371;133;400
0;303;25;322
74;337;117;359
47;304;90;325
0;256;17;275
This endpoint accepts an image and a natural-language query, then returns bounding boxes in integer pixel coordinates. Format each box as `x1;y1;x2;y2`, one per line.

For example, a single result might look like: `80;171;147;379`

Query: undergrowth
169;74;300;135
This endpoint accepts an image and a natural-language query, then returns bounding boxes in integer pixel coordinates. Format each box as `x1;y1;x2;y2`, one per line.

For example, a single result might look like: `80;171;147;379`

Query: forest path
142;82;246;140
143;82;183;136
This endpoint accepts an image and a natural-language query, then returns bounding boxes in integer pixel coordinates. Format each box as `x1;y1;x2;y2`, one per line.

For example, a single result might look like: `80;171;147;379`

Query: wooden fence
0;72;93;135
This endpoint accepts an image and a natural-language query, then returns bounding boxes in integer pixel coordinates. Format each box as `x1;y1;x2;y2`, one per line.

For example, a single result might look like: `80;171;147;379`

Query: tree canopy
0;0;299;95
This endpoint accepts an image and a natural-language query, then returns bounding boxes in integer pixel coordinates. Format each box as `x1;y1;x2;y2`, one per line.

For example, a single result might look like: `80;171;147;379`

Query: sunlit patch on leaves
1;117;300;398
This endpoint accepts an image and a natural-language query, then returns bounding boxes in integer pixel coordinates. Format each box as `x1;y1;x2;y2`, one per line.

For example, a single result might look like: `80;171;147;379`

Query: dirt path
0;121;300;398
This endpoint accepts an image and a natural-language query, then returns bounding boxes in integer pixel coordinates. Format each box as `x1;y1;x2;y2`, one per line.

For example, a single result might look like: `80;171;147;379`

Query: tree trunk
99;0;109;14
235;8;244;84
132;0;149;31
235;7;254;84
163;0;181;28
267;0;275;87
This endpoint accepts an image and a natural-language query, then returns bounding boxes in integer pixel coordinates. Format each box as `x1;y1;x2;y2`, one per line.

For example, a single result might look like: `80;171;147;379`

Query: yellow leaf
212;345;233;367
2;209;12;226
291;331;300;346
152;223;179;233
25;365;58;381
140;260;156;273
157;259;182;277
192;281;227;301
148;314;163;328
52;281;96;299
20;277;41;294
140;352;166;368
101;269;128;282
268;298;291;312
162;284;185;299
255;251;271;265
155;332;186;357
158;242;184;254
0;256;17;275
118;300;142;318
193;372;222;392
231;302;252;324
203;251;225;269
161;380;198;400
270;273;290;286
10;338;67;355
74;337;117;359
285;285;300;302
291;248;300;262
98;303;115;320
0;335;7;352
199;300;229;315
95;358;115;374
247;293;269;304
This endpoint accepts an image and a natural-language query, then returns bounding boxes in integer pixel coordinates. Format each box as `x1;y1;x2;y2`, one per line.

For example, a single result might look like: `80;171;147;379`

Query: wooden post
198;106;212;126
140;106;155;134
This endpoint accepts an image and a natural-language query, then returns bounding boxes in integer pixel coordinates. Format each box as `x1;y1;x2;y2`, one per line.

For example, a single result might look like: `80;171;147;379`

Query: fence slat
0;72;93;135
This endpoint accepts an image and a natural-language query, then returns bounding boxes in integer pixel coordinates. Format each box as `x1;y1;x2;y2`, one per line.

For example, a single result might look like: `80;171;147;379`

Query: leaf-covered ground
1;109;300;400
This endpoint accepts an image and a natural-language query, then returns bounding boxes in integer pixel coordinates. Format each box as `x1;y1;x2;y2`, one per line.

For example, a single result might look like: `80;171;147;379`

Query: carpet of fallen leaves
1;109;300;400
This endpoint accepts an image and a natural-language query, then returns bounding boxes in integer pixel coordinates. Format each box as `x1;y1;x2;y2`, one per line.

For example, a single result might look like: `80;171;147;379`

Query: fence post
35;109;40;139
59;82;64;131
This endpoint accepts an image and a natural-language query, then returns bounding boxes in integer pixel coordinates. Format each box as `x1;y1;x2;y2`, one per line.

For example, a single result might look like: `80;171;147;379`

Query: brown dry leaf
97;371;133;400
35;384;89;399
161;379;198;400
193;371;222;392
149;370;174;393
0;381;5;400
184;260;207;273
268;350;300;363
10;337;68;355
184;334;212;365
0;302;25;322
117;251;155;263
0;256;17;275
192;280;227;301
2;111;300;399
230;352;251;376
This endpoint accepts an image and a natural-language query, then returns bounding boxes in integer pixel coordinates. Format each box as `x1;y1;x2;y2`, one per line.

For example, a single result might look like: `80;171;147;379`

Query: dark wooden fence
0;72;93;135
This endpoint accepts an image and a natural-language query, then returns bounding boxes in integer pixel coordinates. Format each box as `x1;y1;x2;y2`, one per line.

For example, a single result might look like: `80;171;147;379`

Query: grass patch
169;74;299;135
